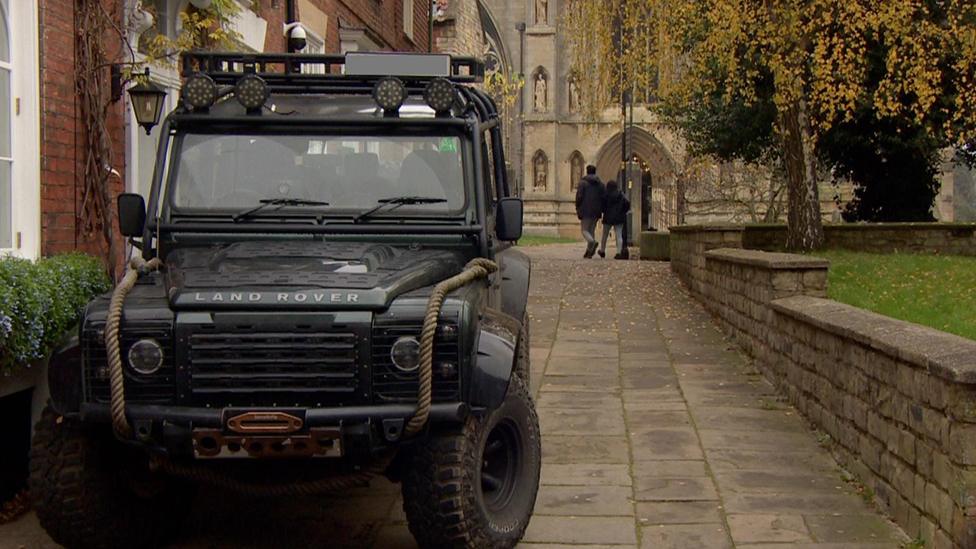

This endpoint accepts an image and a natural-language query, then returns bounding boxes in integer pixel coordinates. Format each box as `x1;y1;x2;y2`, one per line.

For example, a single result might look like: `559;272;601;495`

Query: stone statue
570;153;583;189
534;72;547;112
536;0;547;25
534;153;548;190
568;77;580;113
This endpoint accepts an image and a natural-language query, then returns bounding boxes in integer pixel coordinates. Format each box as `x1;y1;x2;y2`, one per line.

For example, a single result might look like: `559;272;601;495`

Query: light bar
346;53;451;77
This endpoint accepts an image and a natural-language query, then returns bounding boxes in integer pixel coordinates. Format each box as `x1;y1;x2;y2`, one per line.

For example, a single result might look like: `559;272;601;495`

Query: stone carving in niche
533;150;549;191
533;70;548;112
535;0;547;25
568;76;580;113
570;151;584;189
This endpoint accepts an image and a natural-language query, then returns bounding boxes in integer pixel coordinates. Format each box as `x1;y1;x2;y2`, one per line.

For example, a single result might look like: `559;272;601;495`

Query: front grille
83;322;176;404
188;329;361;407
372;317;461;403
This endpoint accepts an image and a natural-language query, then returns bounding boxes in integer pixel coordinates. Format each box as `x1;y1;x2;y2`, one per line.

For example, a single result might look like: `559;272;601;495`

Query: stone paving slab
0;243;908;548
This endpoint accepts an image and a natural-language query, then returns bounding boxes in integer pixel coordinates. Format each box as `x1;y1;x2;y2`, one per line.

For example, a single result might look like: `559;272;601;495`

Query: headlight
373;77;407;113
235;74;269;112
423;77;456;114
128;339;164;375
181;73;217;111
390;336;420;372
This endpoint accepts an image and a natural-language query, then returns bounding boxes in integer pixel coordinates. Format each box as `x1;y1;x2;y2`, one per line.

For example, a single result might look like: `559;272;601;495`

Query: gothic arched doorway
594;128;677;230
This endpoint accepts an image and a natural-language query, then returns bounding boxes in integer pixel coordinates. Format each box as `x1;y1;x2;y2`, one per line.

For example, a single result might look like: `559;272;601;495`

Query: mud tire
402;376;541;548
29;406;194;549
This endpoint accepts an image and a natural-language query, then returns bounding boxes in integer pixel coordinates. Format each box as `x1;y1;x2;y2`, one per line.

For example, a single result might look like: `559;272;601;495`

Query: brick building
2;0;430;262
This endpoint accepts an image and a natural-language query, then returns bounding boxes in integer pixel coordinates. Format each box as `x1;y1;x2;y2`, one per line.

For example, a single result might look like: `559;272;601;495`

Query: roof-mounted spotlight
181;73;217;111
373;77;407;115
424;77;456;115
235;74;269;113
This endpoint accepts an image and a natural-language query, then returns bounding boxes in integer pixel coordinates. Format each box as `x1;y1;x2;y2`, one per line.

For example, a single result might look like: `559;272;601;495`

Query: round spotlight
373;77;407;112
181;73;217;111
423;78;456;114
128;339;164;375
235;74;269;111
390;336;421;372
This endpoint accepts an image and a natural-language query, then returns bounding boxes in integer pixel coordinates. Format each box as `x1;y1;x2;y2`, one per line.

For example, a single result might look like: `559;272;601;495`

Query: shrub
0;254;110;373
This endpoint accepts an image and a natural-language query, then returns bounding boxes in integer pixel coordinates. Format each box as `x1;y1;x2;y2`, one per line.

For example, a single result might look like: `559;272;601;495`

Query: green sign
438;137;457;153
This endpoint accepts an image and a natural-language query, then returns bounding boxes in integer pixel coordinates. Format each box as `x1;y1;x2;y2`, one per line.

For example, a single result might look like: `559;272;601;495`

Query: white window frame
301;25;326;74
125;0;268;199
403;0;415;41
0;0;40;258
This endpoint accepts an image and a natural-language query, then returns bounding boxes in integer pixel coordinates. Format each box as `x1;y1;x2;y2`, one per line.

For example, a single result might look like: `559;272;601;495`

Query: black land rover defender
31;52;539;549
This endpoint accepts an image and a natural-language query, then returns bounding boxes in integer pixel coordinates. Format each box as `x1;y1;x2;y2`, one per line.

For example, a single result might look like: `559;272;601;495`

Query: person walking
575;165;605;258
599;180;630;259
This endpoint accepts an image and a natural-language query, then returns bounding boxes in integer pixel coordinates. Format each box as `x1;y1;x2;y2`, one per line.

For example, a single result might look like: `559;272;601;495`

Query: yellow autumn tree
564;0;976;250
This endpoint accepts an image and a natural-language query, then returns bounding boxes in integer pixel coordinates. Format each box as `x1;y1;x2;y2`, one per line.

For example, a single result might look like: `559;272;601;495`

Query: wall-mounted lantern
128;68;167;135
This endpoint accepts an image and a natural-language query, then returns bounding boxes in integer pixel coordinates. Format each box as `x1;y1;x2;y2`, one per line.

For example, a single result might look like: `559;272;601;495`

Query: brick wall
38;0;127;261
301;0;429;52
670;240;976;549
431;0;485;57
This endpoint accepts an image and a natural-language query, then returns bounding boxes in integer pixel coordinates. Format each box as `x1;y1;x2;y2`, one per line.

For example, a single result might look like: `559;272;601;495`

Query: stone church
433;0;686;236
431;0;971;236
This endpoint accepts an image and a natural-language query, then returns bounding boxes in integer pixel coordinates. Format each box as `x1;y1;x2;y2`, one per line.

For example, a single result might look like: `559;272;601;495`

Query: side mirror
118;193;147;238
495;197;523;242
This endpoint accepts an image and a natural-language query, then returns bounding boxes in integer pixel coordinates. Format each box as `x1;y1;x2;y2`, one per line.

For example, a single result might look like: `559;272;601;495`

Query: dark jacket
575;175;606;219
602;189;631;226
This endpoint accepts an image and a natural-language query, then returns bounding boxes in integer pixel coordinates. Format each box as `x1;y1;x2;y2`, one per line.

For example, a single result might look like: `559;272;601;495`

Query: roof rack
181;52;486;88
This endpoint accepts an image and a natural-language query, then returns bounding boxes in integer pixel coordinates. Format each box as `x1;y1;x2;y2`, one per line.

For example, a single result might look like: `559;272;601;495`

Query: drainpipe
516;22;526;197
428;0;434;52
286;0;297;52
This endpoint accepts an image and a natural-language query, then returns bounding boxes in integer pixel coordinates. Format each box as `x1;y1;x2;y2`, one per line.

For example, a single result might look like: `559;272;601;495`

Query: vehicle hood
163;241;467;310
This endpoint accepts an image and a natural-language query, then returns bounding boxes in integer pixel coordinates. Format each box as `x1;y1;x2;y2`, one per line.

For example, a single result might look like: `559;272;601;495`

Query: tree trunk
777;97;824;250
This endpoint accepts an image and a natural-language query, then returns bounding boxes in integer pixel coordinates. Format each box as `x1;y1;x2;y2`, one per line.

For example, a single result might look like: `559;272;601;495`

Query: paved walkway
1;244;907;548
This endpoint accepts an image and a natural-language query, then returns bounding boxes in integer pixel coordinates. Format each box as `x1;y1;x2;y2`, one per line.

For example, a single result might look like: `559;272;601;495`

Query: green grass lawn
516;235;579;246
817;250;976;340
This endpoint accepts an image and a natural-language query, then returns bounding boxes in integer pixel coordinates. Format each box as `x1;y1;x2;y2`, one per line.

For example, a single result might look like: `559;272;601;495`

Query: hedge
0;254;111;374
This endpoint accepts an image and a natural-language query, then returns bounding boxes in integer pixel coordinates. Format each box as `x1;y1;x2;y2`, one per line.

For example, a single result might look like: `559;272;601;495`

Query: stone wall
669;225;743;295
743;223;976;256
671;243;976;549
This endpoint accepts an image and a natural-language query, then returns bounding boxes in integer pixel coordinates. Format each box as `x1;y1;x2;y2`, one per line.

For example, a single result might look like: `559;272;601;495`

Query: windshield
170;133;466;216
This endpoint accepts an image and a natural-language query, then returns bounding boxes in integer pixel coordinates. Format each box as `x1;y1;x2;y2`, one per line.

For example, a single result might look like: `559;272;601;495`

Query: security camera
286;23;307;52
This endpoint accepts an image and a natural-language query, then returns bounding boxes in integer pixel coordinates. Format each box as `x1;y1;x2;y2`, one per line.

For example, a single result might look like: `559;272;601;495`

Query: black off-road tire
515;311;531;385
402;376;541;548
30;406;194;549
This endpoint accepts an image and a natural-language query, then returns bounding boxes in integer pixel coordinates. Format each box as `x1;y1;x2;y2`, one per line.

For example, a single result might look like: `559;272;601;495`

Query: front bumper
79;402;470;459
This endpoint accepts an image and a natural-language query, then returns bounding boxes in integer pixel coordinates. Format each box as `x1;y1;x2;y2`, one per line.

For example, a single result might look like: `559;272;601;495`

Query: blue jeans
600;223;624;254
580;218;599;246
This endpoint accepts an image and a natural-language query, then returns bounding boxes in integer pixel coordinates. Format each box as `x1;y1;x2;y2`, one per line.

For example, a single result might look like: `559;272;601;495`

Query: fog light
128;339;164;375
373;77;407;113
423;77;456;114
181;73;217;110
390;336;420;372
235;74;269;112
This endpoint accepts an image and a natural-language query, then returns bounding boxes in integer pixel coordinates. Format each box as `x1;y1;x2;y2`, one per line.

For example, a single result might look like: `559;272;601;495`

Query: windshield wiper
353;196;447;223
233;198;329;222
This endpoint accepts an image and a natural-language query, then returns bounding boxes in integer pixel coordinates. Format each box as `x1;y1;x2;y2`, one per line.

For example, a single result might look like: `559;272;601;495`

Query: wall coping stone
669;224;744;233
704;248;830;270
745;222;976;231
773;296;976;385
